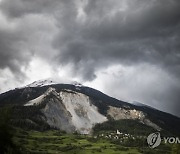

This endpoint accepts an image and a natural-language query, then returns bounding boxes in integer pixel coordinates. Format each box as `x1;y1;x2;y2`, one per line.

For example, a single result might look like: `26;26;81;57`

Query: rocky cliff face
107;106;161;131
23;87;160;134
25;87;107;134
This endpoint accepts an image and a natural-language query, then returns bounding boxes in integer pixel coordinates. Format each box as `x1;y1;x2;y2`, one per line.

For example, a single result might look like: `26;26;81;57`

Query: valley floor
13;129;175;154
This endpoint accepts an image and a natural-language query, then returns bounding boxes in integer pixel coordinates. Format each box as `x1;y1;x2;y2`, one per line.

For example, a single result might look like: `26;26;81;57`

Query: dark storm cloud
0;0;59;79
51;0;180;80
0;28;32;78
0;0;59;18
2;0;179;78
0;0;180;116
52;0;180;116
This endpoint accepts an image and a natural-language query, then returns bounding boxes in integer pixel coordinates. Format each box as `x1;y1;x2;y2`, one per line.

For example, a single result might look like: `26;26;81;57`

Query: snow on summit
25;79;59;87
22;79;84;88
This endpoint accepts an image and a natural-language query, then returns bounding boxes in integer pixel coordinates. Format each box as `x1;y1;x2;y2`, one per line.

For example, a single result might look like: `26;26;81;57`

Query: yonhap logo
147;132;180;148
147;132;161;148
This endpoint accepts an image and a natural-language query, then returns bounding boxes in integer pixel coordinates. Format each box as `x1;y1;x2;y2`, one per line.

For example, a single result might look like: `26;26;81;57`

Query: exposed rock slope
0;80;180;136
25;87;107;134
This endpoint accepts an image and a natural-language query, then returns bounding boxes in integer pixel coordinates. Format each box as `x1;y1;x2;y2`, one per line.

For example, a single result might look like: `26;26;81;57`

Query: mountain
0;80;180;136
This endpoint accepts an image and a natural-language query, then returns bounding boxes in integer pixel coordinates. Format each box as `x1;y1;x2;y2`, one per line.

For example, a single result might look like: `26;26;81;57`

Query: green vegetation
11;128;176;154
93;119;156;136
11;105;50;131
0;107;21;154
171;144;180;154
0;106;178;154
14;129;141;154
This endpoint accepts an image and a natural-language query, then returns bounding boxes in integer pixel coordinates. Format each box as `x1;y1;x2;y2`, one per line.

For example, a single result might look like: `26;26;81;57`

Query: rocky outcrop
107;106;161;131
25;87;107;134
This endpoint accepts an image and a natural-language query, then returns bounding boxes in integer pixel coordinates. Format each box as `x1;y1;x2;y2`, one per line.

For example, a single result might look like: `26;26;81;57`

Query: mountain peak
25;79;58;88
23;79;84;88
0;81;180;136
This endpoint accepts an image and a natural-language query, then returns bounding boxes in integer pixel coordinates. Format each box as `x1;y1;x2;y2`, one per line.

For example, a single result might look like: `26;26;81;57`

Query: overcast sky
0;0;180;117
